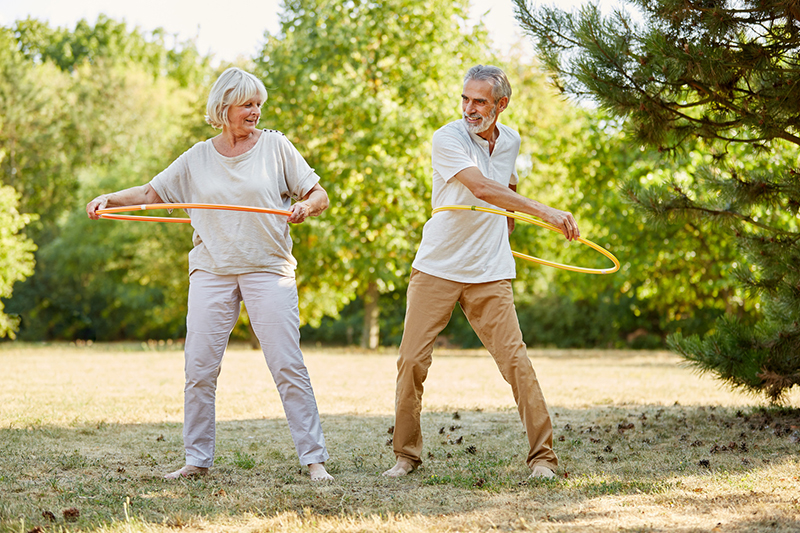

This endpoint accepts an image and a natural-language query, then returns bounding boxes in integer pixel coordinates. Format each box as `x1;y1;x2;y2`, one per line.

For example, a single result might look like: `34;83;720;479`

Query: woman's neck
214;128;261;157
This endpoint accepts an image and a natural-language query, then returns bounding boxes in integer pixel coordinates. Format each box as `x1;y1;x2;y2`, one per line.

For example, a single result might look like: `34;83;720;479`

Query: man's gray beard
463;105;497;134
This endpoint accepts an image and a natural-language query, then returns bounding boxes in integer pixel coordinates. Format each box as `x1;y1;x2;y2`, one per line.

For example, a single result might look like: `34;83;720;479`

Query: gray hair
205;67;268;129
464;65;512;103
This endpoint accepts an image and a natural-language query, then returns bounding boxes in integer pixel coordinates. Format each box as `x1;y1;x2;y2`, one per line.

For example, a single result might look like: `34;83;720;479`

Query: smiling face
226;96;263;136
461;79;507;139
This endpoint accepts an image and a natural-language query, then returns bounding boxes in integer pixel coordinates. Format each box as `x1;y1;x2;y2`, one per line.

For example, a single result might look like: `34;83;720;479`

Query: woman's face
227;97;262;135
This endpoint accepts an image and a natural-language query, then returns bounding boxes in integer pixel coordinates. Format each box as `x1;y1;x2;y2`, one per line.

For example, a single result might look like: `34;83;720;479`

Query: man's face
462;79;498;136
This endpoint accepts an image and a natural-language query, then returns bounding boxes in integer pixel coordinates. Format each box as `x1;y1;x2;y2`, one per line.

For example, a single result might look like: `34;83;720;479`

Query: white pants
183;270;329;468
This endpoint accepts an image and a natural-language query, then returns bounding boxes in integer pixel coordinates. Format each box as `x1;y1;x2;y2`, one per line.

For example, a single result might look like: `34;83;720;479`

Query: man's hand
454;167;580;241
539;206;580;241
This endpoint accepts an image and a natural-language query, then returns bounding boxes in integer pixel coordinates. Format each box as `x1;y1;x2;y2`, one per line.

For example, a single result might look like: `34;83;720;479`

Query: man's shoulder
433;119;469;144
435;119;466;134
496;122;521;142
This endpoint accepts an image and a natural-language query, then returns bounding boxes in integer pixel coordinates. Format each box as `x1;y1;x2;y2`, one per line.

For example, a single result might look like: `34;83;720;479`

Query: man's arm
454;167;580;241
507;183;517;236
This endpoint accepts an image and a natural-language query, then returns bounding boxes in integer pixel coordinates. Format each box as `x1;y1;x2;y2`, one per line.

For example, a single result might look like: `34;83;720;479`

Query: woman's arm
287;183;329;224
86;184;164;220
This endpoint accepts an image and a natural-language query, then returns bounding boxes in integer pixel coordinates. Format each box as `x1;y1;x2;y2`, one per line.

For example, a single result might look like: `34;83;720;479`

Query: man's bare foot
528;465;556;479
308;463;334;482
164;465;208;480
382;458;415;477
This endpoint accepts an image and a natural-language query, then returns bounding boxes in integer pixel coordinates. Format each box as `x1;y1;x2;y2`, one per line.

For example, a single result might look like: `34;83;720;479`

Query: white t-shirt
412;119;521;283
150;130;319;277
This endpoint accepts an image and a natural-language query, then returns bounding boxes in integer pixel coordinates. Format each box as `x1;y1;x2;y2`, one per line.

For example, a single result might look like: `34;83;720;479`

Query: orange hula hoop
96;203;292;223
432;205;620;275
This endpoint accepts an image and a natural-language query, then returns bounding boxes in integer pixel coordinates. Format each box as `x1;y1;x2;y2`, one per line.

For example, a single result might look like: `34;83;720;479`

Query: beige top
150;130;320;277
412;119;521;283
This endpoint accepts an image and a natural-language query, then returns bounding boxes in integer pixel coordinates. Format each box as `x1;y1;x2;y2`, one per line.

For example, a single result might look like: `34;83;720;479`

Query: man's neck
477;122;499;153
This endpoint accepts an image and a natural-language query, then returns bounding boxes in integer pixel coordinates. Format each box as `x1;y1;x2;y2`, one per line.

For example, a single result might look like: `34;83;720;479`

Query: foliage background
0;4;767;356
512;0;800;399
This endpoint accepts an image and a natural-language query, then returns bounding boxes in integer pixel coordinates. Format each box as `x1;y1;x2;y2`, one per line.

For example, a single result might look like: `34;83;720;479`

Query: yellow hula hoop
97;203;292;223
432;205;620;275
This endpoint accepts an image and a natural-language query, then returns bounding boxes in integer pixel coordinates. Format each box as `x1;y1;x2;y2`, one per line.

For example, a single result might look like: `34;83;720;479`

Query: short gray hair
205;68;268;129
464;65;512;103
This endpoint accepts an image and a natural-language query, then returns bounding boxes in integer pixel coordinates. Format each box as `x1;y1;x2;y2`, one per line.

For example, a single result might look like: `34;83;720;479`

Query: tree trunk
360;281;380;350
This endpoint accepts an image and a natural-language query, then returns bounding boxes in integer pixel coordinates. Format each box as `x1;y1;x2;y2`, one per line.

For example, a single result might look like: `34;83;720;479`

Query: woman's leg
239;272;329;467
180;270;241;469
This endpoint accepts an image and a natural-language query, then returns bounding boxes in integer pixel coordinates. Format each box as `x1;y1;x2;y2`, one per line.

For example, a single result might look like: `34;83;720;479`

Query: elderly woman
86;67;333;481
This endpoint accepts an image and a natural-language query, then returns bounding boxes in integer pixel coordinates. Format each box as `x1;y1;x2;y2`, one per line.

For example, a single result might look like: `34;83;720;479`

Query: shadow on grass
0;405;798;532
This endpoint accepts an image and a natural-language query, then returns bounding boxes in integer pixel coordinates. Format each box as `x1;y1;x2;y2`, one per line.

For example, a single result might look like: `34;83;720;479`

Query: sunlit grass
0;343;798;532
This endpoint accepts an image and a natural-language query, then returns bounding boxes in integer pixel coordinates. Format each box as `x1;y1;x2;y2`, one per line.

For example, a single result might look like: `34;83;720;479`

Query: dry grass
1;342;798;532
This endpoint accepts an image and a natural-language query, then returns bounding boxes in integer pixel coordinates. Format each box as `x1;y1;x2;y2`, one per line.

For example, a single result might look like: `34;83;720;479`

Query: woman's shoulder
262;128;286;136
261;128;289;142
184;138;215;156
259;129;297;153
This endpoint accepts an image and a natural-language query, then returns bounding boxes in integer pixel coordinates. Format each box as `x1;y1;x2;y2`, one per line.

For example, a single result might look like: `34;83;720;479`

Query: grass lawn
0;342;798;532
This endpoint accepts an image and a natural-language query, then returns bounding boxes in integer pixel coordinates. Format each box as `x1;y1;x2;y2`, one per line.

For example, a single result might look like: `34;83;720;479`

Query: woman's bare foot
308;463;334;482
382;458;415;477
164;465;208;480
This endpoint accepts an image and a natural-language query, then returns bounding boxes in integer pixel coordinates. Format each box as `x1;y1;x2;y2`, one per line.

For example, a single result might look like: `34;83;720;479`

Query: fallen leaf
63;508;80;522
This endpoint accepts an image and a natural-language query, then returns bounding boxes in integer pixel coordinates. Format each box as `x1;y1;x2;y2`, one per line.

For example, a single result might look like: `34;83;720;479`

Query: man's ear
497;96;509;114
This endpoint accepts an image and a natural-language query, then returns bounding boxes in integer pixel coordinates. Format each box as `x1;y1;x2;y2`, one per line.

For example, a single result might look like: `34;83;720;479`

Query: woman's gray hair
205;67;268;129
464;65;512;103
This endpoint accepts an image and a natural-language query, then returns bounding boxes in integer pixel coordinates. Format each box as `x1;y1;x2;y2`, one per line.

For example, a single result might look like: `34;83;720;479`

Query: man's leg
461;280;558;473
239;273;331;480
166;271;241;479
385;269;461;476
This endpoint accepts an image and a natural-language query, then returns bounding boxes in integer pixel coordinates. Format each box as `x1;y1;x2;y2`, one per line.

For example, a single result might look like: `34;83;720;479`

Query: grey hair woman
87;67;333;481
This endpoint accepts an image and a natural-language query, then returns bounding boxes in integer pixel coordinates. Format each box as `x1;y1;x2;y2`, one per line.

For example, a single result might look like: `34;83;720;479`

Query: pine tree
513;0;800;401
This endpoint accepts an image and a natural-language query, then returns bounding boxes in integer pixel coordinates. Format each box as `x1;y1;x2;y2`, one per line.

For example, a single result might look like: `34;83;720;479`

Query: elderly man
383;65;580;480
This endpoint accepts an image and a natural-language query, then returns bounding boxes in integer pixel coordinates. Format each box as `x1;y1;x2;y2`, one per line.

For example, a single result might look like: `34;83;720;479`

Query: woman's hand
85;184;163;221
287;201;311;224
86;195;109;220
287;183;329;224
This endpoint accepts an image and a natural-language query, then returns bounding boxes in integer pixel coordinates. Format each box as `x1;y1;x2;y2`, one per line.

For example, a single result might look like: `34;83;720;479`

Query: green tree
256;0;486;348
474;48;748;349
0;27;79;237
3;17;211;235
13;15;210;87
0;186;36;338
3;18;214;340
514;0;800;400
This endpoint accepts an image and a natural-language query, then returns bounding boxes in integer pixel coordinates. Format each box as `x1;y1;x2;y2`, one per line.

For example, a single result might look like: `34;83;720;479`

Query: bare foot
308;463;334;482
382;458;415;477
528;465;556;479
163;465;208;480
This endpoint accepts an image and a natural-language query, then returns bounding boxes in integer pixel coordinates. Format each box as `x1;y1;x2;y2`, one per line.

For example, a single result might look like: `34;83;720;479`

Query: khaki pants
393;269;557;471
